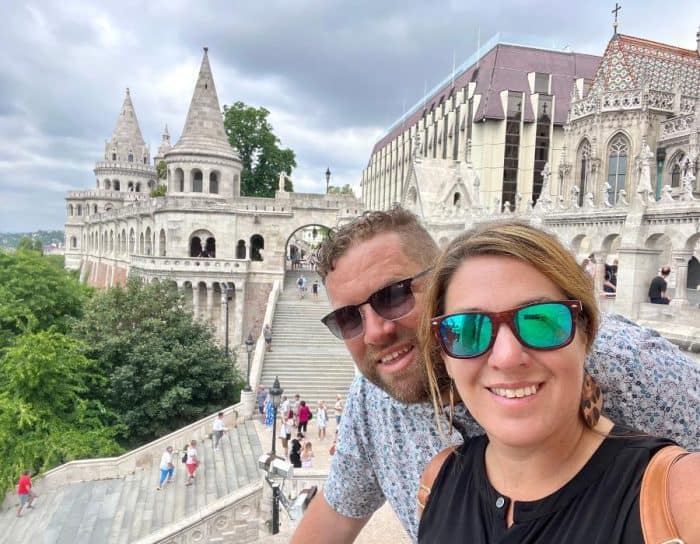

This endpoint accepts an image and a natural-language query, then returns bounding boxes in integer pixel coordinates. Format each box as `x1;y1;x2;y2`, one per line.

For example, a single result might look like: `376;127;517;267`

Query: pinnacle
109;88;146;149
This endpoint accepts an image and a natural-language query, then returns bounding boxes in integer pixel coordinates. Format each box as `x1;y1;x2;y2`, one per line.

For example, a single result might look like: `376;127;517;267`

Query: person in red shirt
297;400;312;435
16;470;35;517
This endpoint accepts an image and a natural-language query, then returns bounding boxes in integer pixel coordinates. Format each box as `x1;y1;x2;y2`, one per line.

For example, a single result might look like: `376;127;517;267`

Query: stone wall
244;282;273;340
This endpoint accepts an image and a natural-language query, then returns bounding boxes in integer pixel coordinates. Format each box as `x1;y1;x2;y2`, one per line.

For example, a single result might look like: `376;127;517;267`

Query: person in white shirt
317;401;328;440
213;412;225;451
185;440;199;486
157;446;174;490
301;441;315;468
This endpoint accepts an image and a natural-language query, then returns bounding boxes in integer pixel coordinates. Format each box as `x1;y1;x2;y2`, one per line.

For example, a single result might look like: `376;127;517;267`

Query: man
649;266;672;304
263;324;273;352
291;208;700;543
212;412;225;451
16;470;35;517
603;259;618;293
256;384;268;414
156;446;175;490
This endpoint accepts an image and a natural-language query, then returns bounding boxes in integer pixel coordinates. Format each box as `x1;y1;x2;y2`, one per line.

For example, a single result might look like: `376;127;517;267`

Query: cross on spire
612;3;621;35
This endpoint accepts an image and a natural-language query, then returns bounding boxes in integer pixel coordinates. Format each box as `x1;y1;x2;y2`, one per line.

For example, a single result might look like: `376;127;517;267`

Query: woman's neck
484;416;613;504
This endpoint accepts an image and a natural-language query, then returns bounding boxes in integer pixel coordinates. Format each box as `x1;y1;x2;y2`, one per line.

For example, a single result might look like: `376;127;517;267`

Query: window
250;234;264;261
532;96;552;203
607;134;629;204
502;92;522;209
236;240;246;259
534;73;550;94
453;192;461;206
175;168;184;192
192;170;203;192
128;153;134;162
577;140;592;206
671;163;681;188
113;180;120;191
209;172;219;194
112;153;117;161
70;236;77;248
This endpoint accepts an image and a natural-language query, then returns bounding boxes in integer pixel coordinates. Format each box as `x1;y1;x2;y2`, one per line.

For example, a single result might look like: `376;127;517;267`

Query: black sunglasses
321;268;432;340
431;300;582;359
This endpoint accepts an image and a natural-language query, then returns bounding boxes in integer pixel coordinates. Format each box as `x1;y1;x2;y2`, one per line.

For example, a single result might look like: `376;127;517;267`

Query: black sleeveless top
418;427;673;543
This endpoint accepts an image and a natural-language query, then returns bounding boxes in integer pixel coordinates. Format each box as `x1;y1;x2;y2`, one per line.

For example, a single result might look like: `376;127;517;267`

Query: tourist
416;221;699;542
301;441;315;468
184;440;199;486
584;253;596;278
290;207;700;544
280;395;290;420
156;446;175;490
290;394;301;426
263;324;273;352
280;413;294;458
297;275;307;299
212;412;225;451
264;392;275;427
15;470;35;517
649;266;672;304
603;259;618;293
316;401;328;440
333;394;343;426
298;400;312;435
312;280;320;301
290;433;304;468
256;384;267;415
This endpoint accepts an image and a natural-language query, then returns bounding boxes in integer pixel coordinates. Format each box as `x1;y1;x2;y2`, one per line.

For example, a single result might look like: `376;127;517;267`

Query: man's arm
291;493;369;544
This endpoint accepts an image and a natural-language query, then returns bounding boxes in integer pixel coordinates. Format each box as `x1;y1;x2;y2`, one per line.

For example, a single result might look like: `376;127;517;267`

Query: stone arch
605;132;631;204
129;228;135;254
113;179;120;191
121;228;126;254
68;204;74;216
93;204;98;214
250;234;264;261
159;229;166;256
139;232;145;254
135;182;142;193
209;171;219;194
236;239;247;259
192;169;203;192
576;138;592;206
128;181;134;192
190;229;215;257
104;179;112;190
70;236;77;249
666;149;686;189
76;204;82;216
110;230;114;252
145;227;152;255
148;179;156;190
175;168;184;192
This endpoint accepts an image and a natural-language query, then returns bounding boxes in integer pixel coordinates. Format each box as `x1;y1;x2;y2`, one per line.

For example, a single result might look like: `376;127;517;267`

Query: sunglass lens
439;313;493;358
323;306;363;340
515;303;573;349
372;280;415;320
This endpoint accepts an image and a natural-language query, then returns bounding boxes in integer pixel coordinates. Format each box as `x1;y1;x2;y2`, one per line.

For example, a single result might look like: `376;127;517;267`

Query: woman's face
441;255;587;449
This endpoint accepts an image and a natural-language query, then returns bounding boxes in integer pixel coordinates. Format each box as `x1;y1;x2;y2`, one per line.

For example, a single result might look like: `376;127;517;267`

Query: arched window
112;152;117;161
671;163;681;188
159;229;166;256
607;134;629;204
205;237;216;258
76;204;82;216
577;139;592;206
128;152;134;162
70;236;77;249
453;192;461;206
68;204;74;216
145;227;152;255
104;179;111;190
128;181;134;192
129;229;135;254
121;228;126;254
93;204;98;214
175;168;184;192
236;240;247;259
192;170;203;192
209;171;219;194
135;182;142;193
139;233;145;255
148;179;156;190
250;234;264;261
190;236;203;257
113;180;120;191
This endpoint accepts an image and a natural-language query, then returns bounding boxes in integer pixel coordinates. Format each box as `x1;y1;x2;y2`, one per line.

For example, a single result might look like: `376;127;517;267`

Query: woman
417;221;698;543
301;441;315;468
290;433;304;468
184;439;199;487
279;414;293;458
156;446;175;490
297;400;311;435
316;401;328;440
264;393;275;427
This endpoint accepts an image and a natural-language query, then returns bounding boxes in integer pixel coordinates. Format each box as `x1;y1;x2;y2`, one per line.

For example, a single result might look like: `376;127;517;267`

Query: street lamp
244;333;254;392
221;284;234;358
269;376;284;535
325;167;331;193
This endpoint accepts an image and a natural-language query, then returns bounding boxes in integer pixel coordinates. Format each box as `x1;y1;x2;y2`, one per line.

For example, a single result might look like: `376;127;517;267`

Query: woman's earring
580;371;603;428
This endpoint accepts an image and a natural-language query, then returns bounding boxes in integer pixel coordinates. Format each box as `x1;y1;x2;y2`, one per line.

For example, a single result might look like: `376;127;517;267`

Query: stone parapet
129;255;250;277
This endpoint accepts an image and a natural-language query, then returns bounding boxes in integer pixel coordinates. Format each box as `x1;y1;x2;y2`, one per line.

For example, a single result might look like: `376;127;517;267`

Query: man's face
325;231;430;403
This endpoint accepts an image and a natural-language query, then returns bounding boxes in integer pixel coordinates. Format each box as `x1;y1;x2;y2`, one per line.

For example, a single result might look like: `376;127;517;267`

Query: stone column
206;283;214;322
234;282;246;346
192;283;201;319
220;287;229;345
670;251;692;307
593;253;608;294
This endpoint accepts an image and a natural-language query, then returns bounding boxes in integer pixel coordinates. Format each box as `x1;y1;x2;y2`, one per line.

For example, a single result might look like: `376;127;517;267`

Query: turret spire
110;87;146;148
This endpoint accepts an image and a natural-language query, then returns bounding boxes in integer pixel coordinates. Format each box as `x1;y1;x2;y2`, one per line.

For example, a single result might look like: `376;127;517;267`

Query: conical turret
169;48;237;159
104;88;150;164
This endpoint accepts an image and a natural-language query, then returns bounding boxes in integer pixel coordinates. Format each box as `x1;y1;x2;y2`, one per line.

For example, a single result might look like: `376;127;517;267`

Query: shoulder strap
417;446;457;519
640;445;689;544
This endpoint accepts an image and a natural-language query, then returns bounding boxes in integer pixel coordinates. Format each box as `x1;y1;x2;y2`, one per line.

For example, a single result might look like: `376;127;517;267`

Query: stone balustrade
659;113;696;142
129;255;250;276
570;89;697;121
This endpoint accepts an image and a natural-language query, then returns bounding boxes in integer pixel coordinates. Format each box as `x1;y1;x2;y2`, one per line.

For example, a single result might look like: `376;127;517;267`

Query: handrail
248;279;282;402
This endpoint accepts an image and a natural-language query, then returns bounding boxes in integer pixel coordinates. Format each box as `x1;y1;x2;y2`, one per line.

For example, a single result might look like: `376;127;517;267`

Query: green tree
150;184;167;198
0;331;122;493
223;101;296;197
0;250;90;350
328;184;356;197
73;278;243;446
156;160;167;180
16;236;43;253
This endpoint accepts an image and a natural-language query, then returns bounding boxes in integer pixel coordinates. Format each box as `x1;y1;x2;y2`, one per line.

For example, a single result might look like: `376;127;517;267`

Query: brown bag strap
640;445;689;544
417;446;457;519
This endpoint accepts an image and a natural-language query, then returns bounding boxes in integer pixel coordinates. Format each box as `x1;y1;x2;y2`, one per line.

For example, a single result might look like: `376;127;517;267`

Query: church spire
171;47;236;158
104;87;149;163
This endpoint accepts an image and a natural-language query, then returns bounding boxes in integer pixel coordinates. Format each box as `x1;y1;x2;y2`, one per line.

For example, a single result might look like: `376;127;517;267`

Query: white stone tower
94;88;157;194
165;47;242;198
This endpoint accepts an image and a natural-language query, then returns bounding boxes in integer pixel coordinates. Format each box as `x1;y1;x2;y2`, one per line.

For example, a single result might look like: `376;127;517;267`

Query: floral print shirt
324;313;700;542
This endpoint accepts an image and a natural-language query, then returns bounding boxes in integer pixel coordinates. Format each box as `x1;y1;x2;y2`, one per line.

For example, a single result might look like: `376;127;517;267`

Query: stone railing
601;89;643;112
659;113;696;142
570;94;599;120
645;89;675;111
94;161;157;175
248;279;282;402
67;190;148;201
31;401;242;494
133;481;263;544
570;90;696;121
129;255;250;276
679;96;698;115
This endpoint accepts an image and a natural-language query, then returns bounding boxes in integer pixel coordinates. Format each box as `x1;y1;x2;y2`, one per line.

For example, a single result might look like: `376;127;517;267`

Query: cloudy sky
1;0;698;232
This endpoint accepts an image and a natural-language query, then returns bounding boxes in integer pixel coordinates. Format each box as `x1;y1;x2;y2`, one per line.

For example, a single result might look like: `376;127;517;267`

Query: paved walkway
253;418;411;544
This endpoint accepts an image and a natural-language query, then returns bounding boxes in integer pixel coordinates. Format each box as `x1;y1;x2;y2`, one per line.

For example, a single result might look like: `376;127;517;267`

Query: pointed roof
169;48;238;160
157;124;172;156
110;88;147;148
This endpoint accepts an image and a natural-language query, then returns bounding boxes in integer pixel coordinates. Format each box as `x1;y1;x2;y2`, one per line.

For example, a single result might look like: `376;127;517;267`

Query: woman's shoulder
668;452;700;542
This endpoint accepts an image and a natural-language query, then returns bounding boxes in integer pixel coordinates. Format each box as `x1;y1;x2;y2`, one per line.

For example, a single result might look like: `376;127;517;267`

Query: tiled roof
371;44;600;156
589;34;700;96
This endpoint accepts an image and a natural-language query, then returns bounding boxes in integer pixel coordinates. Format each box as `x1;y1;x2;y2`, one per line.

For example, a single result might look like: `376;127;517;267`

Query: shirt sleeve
587;313;700;449
323;378;386;518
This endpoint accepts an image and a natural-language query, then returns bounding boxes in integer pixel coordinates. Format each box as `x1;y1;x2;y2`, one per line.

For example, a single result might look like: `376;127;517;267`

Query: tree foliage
73;278;243;446
223;101;296;197
156;160;167;180
0;250;90;350
0;331;122;493
150;184;167;198
328;184;356;196
16;236;43;253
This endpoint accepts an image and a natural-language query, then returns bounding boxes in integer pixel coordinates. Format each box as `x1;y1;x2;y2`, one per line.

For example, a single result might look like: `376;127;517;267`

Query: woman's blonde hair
418;220;600;434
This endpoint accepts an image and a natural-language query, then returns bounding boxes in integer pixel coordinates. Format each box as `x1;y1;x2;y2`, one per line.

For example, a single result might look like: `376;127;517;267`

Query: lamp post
221;284;234;358
269;376;283;534
244;333;254;392
325;167;331;193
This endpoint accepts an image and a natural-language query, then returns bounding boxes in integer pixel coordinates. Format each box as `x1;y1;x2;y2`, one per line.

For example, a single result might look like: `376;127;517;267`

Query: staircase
0;421;262;544
259;271;356;406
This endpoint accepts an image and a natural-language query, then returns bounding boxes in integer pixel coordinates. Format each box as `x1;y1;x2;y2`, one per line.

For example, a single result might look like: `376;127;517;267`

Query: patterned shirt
324;313;700;542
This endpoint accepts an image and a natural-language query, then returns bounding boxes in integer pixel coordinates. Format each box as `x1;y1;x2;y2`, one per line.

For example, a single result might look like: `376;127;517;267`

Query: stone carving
616;189;629;207
583;192;596;209
413;133;423;162
636;140;655;204
661;184;675;202
472;175;481;207
601;181;613;207
465;137;472;165
570;186;580;209
515;192;523;213
680;157;697;201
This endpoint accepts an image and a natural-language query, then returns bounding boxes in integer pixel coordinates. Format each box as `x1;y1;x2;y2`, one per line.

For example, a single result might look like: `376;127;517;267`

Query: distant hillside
0;230;65;249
